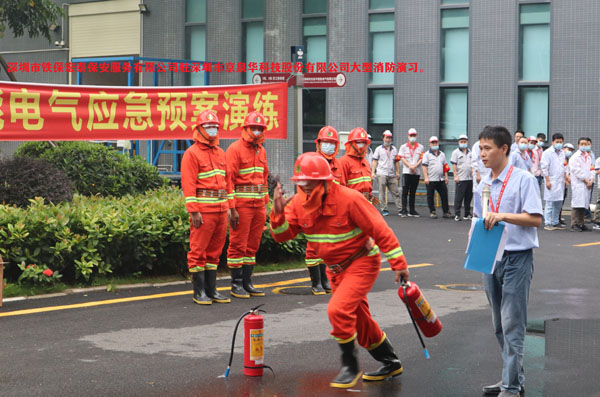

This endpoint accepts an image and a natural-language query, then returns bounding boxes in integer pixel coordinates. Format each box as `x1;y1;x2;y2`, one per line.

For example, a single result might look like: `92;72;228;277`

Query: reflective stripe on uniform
205;263;218;270
368;245;380;256
304;228;363;243
271;220;290;235
347;176;371;185
197;169;226;179
305;258;323;266
227;193;235;200
227;257;244;265
243;256;256;264
383;246;404;259
238;167;265;175
185;197;228;204
235;192;268;199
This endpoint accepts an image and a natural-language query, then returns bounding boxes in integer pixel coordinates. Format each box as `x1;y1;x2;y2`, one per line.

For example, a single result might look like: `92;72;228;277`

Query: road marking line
0;264;434;318
573;241;600;247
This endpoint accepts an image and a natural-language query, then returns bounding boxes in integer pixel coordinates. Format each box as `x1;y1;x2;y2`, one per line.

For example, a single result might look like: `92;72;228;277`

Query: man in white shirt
422;136;450;219
371;130;402;216
569;137;594;231
398;128;425;217
540;133;566;230
450;134;473;221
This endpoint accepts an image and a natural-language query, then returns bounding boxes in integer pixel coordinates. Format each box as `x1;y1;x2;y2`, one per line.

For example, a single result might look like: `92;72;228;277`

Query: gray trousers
377;175;402;211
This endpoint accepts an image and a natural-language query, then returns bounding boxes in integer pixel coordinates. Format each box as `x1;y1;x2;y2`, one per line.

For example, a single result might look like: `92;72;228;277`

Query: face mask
581;145;590;152
356;143;366;149
519;143;528;151
252;129;262;136
384;141;391;147
528;143;535;150
565;151;573;158
537;141;544;147
409;137;417;143
554;143;563;150
320;142;336;155
459;143;468;149
205;127;218;137
431;145;439;151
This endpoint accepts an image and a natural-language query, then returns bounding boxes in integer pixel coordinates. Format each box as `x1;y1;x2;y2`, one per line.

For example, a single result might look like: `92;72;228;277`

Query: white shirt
373;145;399;177
540;147;566;202
450;148;472;181
569;150;593;208
422;150;447;181
399;142;425;175
596;157;600;186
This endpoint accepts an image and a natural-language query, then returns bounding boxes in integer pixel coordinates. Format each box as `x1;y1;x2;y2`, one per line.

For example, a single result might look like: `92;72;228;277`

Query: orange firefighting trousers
327;254;385;349
188;211;227;271
227;206;266;268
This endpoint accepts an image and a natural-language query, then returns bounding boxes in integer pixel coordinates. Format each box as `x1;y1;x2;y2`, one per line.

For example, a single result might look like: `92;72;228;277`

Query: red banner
0;81;288;141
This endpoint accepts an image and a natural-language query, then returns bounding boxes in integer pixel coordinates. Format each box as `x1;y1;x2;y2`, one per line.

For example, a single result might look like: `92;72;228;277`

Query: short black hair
514;130;524;137
478;126;491;140
551;133;564;142
578;137;588;144
537;133;546;140
481;126;511;157
586;137;592;143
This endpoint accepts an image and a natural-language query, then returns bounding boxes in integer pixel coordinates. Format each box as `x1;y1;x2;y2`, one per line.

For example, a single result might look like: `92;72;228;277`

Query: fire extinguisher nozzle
224;367;230;377
424;349;430;359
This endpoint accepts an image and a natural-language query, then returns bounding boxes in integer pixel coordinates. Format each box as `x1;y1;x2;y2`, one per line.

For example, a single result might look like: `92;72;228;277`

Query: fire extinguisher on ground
223;304;273;378
398;280;443;358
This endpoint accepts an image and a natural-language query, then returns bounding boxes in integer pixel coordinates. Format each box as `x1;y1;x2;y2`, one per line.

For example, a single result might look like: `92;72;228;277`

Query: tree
0;0;63;42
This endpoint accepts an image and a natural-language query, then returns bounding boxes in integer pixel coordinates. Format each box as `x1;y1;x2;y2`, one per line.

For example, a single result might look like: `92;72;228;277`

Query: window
369;0;394;10
369;13;394;85
242;0;264;84
519;3;550;81
440;88;468;140
303;17;326;64
185;0;206;85
303;0;326;14
303;89;326;153
368;89;393;147
441;8;469;83
519;86;548;136
441;0;469;4
518;3;549;135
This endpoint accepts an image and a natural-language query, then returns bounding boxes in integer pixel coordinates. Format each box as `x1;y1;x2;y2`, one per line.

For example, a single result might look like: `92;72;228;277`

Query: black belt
327;246;369;274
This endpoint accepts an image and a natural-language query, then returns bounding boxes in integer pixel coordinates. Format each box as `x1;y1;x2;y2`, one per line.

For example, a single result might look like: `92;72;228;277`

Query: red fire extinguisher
244;311;264;376
223;305;272;378
398;280;442;358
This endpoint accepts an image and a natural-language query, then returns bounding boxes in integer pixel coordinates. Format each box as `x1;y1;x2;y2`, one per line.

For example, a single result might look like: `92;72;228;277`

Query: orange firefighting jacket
226;138;269;208
339;154;372;193
270;182;407;270
322;154;342;183
181;142;233;213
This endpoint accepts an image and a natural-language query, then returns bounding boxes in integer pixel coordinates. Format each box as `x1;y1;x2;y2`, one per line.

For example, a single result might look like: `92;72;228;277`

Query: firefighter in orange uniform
181;109;232;305
339;127;376;204
226;111;269;298
305;126;343;295
271;152;409;389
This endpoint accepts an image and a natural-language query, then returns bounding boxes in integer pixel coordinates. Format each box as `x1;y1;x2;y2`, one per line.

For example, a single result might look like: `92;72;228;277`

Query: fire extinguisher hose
401;280;431;359
222;304;274;378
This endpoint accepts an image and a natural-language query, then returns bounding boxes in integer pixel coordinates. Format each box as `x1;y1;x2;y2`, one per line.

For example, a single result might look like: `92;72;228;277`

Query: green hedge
0;188;306;284
15;141;168;197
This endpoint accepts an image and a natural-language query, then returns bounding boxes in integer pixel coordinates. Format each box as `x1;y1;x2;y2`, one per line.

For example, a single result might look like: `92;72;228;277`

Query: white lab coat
540;147;565;201
569;150;593;208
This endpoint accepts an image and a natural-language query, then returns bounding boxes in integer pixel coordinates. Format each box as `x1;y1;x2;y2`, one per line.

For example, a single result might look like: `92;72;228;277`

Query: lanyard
407;143;417;160
488;166;514;213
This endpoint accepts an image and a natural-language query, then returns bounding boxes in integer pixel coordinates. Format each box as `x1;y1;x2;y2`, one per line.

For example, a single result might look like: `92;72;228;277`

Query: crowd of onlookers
368;128;600;232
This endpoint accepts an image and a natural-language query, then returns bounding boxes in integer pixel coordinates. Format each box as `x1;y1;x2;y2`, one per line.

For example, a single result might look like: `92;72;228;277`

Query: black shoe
308;266;326;295
408;210;420;217
482;381;525;395
581;224;591;232
442;212;453;219
192;272;212;305
399;211;408;218
319;263;332;293
430;212;438;219
330;339;361;388
230;267;250;299
362;335;403;381
242;264;265;296
204;269;230;303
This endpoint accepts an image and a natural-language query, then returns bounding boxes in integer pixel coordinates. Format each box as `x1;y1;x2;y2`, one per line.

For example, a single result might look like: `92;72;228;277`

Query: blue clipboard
463;218;506;274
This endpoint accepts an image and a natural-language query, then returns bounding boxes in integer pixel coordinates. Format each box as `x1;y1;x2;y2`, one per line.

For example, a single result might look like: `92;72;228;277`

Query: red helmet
347;127;371;144
291;152;334;181
193;109;220;129
315;126;339;143
244;111;267;128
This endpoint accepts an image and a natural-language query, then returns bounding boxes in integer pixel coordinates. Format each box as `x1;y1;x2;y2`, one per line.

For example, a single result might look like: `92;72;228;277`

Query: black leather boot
242;264;265;297
330;339;361;388
230;267;249;299
192;272;211;305
362;335;403;381
308;266;326;295
319;263;332;293
204;269;230;303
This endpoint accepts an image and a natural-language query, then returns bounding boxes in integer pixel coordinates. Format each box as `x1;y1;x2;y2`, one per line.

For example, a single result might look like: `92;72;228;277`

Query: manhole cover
272;285;315;295
436;283;484;292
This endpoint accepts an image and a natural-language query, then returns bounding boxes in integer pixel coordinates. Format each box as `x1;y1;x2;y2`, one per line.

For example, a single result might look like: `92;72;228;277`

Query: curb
2;267;308;303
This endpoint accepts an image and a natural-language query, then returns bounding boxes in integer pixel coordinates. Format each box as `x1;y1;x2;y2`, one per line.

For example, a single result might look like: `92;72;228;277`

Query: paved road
1;210;599;396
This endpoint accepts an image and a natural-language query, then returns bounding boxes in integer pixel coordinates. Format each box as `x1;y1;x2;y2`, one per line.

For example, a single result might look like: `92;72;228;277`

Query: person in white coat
569;137;595;231
540;133;566;230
